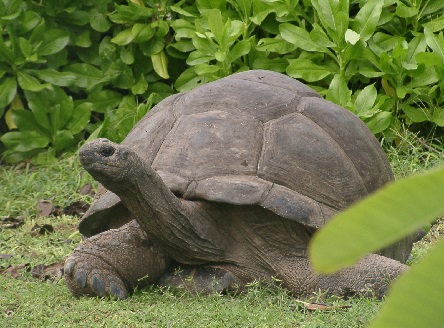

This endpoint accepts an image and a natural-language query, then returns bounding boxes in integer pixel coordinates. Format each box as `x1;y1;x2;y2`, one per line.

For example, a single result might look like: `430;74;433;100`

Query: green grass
1;135;444;327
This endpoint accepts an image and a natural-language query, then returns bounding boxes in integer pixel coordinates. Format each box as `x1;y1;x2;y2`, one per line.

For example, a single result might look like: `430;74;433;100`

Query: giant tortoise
65;70;415;299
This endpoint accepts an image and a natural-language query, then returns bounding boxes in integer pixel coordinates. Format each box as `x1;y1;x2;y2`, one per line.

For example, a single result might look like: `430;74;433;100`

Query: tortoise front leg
64;220;170;299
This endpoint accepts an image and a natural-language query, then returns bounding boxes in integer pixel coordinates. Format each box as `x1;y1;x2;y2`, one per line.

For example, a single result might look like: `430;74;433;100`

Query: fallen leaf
63;200;90;217
0;254;13;260
31;261;65;281
36;199;55;217
0;263;30;278
78;183;95;196
30;223;54;236
0;216;24;229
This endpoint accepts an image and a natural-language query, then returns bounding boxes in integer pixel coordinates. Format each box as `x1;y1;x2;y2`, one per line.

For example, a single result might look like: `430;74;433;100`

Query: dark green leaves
1;87;91;162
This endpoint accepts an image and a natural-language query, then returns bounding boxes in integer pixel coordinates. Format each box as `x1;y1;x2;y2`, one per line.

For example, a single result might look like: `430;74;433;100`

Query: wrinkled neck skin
102;156;227;264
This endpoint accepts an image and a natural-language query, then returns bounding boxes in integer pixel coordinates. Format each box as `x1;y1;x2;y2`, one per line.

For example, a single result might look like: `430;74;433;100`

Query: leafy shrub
1;0;444;162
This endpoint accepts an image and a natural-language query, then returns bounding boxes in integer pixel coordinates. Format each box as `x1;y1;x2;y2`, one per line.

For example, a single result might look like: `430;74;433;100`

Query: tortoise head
79;138;141;191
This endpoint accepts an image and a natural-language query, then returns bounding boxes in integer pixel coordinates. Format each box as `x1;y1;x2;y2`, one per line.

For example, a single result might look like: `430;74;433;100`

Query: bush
1;0;444;162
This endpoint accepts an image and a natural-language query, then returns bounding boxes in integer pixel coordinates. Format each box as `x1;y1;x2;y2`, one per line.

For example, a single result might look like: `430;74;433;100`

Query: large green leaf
30;69;77;87
326;74;351;107
17;71;50;91
365;111;392;134
0;77;17;108
66;102;91;135
151;51;169;79
37;29;70;56
64;63;103;89
309;165;444;273
87;90;122;113
353;0;383;41
424;28;444;61
11;109;50;138
207;9;226;46
0;130;49;152
369;239;444;328
279;23;328;53
287;58;336;82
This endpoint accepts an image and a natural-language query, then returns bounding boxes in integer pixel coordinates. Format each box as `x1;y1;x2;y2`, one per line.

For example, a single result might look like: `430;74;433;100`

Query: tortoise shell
80;70;393;237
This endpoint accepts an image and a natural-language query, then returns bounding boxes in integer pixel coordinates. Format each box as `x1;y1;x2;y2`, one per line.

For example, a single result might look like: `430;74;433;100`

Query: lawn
1;136;443;327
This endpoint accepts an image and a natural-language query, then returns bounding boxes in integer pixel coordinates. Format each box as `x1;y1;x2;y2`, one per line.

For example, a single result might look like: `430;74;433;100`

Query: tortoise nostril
100;145;115;157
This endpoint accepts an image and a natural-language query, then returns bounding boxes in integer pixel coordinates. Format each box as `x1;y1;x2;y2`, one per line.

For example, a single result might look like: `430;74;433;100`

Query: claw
64;260;75;276
110;282;127;300
92;275;106;297
75;271;87;288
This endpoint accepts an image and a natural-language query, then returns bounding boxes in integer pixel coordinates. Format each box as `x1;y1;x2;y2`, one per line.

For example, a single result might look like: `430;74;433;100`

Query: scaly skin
65;220;169;299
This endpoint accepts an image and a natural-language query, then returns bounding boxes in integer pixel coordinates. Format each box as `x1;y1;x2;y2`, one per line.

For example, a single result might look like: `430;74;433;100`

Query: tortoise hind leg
157;265;243;294
64;220;169;299
277;254;407;298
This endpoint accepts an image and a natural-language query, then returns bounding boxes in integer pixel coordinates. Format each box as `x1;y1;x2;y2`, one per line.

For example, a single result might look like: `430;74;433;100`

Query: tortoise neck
115;159;227;263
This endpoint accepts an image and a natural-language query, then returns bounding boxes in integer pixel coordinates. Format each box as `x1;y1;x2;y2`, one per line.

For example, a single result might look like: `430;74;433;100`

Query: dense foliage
0;0;444;162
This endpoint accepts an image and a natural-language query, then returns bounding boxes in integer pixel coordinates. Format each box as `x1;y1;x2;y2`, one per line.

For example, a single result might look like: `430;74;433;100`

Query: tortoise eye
100;145;115;157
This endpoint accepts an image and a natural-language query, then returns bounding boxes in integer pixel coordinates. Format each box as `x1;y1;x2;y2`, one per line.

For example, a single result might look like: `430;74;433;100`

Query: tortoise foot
65;220;170;299
65;253;128;299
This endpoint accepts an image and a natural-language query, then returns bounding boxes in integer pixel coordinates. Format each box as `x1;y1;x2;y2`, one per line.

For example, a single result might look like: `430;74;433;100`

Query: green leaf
326;74;351;107
151;51;169;79
0;130;49;152
287;58;336;82
170;5;196;17
66;102;91;134
18;37;33;59
90;9;111;32
311;0;349;44
207;9;226;46
403;105;431;123
0;77;17;108
11;108;49;137
14;11;41;34
226;40;250;63
0;38;15;65
64;63;103;89
30;69;77;87
17;71;49;91
422;14;444;33
432;108;444;126
111;28;135;46
170;19;196;39
37;29;70;56
365;111;392;134
395;3;418;18
53;130;75;152
131;73;148;95
353;0;383;41
424;28;444;62
280;23;328;53
309;164;444;273
369;239;444;328
310;24;337;48
87;90;122;114
132;24;155;43
108;3;156;24
355;84;377;112
257;36;296;54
